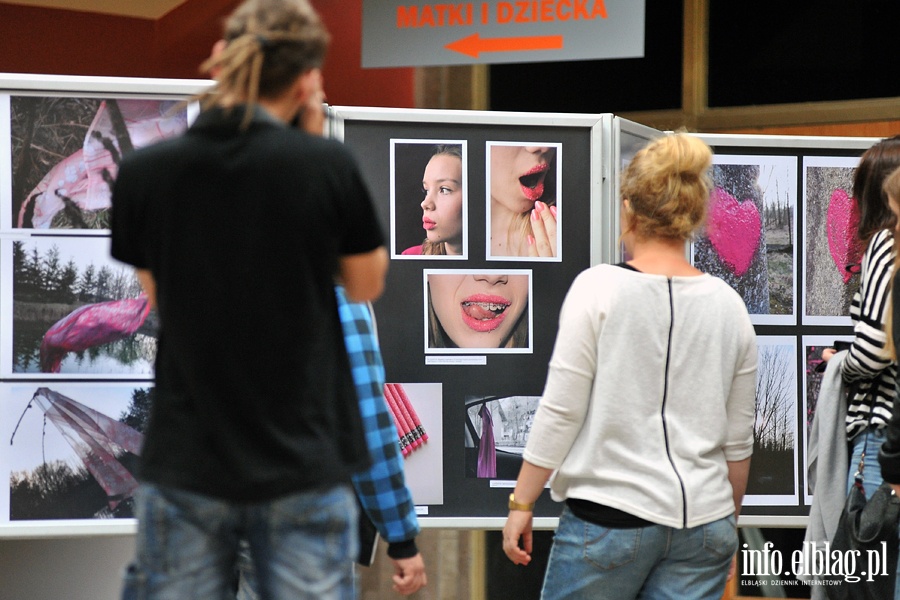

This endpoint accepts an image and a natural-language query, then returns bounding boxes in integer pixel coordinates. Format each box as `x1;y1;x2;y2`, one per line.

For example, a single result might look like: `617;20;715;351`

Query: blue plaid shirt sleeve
336;287;421;549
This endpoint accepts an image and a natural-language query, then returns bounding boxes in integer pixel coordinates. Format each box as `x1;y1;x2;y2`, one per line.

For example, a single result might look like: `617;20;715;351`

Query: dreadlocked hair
195;0;330;128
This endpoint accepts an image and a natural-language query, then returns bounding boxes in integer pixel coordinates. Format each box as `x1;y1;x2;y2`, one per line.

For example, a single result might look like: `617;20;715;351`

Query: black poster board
332;107;615;528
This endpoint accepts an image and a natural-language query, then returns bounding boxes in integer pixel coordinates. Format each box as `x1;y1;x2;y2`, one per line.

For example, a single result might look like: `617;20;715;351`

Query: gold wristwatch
508;493;535;511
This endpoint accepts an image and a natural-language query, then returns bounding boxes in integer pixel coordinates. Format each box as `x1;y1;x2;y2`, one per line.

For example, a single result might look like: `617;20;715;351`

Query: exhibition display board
695;133;878;527
330;107;660;528
0;72;881;537
0;74;208;538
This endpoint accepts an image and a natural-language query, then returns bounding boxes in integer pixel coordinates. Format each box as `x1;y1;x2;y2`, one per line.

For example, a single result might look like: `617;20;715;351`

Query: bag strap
853;438;867;486
852;400;878;487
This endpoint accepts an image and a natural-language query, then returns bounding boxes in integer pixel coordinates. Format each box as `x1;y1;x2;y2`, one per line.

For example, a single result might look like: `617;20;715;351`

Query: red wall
315;0;416;108
0;0;415;108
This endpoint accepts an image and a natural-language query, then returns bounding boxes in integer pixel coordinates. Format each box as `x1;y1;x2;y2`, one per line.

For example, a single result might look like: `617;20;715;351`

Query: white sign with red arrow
362;0;644;68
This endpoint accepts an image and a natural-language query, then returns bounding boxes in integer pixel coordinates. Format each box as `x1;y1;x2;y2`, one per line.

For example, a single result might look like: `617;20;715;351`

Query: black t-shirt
111;106;383;501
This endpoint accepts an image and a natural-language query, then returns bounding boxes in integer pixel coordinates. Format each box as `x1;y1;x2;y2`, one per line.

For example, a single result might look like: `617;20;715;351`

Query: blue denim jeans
235;539;357;600
847;427;887;498
541;506;737;600
121;482;358;600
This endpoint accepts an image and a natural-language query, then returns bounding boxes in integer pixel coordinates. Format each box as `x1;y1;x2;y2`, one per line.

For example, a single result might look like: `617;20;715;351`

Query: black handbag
826;441;900;600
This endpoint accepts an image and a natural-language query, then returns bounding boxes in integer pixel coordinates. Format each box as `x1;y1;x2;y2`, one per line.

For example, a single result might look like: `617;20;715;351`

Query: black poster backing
338;110;599;526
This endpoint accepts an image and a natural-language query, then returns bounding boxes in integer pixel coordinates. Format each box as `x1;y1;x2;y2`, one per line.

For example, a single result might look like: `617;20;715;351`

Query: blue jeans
847;427;900;600
235;540;357;600
847;427;888;498
541;506;737;600
122;482;358;600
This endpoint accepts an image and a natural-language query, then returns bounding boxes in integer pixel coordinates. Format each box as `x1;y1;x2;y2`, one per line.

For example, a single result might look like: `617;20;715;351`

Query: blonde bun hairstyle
620;132;713;241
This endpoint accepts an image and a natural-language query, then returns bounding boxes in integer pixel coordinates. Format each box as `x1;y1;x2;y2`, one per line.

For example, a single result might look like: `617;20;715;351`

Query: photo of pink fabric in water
4;236;156;378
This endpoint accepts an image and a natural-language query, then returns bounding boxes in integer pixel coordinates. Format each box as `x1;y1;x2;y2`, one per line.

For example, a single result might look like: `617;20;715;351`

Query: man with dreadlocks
109;1;388;598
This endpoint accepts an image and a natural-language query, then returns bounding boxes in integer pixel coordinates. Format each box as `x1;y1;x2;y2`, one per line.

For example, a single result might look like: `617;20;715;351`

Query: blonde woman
502;133;757;599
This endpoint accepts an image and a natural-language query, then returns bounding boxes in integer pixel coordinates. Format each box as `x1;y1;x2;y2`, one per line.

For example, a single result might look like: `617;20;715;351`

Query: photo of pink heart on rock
802;156;860;325
692;156;797;325
825;189;862;285
706;187;762;277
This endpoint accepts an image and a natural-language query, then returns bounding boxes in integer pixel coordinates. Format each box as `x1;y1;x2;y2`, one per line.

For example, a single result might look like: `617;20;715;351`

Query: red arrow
445;32;564;59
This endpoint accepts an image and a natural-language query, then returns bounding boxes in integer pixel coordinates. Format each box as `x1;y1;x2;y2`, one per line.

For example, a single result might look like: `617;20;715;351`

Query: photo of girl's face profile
428;272;529;349
490;145;556;214
421;152;463;252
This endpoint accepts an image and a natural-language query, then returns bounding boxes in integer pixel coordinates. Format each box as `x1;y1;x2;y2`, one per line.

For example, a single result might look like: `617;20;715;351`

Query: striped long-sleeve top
844;228;897;438
336;286;421;559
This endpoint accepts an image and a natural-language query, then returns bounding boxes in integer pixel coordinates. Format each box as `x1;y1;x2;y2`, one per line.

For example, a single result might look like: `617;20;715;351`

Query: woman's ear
619;199;636;236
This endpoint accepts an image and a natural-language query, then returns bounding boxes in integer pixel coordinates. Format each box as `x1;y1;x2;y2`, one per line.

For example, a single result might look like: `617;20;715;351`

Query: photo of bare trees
743;336;799;506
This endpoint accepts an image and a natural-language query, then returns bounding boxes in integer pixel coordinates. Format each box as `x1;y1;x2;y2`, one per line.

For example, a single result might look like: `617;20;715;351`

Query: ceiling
0;0;188;19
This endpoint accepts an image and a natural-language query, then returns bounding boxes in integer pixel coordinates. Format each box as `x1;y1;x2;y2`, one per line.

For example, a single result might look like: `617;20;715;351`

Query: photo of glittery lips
519;164;549;201
423;269;532;354
486;141;562;261
691;155;797;326
802;156;860;326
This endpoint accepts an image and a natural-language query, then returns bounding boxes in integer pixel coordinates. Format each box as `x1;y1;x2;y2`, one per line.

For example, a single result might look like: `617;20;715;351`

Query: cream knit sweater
524;264;757;529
